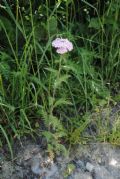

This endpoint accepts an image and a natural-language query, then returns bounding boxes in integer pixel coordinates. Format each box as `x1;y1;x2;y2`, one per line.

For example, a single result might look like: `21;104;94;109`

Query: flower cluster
52;38;73;54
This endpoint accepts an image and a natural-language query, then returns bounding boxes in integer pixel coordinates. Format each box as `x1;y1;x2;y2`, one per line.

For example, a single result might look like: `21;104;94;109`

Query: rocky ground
0;103;120;179
0;137;120;179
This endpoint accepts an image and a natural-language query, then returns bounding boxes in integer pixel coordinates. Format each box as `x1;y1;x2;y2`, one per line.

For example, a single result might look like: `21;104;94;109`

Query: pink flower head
52;38;73;54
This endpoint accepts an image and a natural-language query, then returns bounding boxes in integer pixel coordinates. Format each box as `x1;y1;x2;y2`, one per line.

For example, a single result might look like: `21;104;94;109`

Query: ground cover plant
0;0;120;159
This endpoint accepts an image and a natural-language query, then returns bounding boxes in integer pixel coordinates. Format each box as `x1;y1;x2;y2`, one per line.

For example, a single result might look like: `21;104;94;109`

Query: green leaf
34;23;47;41
55;131;67;138
54;75;70;88
42;131;54;142
56;143;68;156
39;107;49;126
0;62;10;79
48;16;57;35
0;125;13;159
45;67;58;75
64;61;83;75
49;114;63;130
79;48;95;62
49;96;55;107
90;80;110;99
114;93;120;102
89;18;101;29
28;76;48;92
53;98;72;108
0;102;15;111
0;16;15;40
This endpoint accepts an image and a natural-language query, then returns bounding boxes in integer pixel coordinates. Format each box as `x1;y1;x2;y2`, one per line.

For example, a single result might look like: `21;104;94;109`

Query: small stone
74;160;85;170
45;163;58;178
94;166;114;179
23;151;31;161
86;162;94;172
31;158;41;175
74;172;92;179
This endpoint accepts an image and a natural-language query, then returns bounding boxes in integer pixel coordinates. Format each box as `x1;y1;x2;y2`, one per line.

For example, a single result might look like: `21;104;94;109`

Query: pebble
31;158;41;175
93;166;114;179
86;162;94;172
74;160;85;170
74;172;92;179
44;164;58;178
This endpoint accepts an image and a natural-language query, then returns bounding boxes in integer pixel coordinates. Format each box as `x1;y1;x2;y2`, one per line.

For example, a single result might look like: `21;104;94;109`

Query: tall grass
0;0;120;158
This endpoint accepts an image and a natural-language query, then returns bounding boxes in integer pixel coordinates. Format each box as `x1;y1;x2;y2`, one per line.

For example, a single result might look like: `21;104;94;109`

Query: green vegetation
0;0;120;159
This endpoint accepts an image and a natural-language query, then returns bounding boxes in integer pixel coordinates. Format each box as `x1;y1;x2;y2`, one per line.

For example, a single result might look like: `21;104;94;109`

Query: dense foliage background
0;0;120;158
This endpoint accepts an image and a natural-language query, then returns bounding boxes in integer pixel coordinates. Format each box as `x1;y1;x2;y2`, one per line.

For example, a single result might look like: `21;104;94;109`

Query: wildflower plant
41;38;73;156
51;37;73;93
52;37;73;87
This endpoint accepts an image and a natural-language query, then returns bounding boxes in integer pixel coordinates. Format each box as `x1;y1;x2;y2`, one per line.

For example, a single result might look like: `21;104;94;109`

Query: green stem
51;56;63;114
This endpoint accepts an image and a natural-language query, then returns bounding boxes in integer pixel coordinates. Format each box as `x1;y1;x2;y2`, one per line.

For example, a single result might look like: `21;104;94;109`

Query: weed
0;0;120;157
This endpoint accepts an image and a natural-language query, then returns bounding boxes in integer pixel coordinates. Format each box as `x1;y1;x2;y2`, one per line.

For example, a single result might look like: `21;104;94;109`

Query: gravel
0;139;120;179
